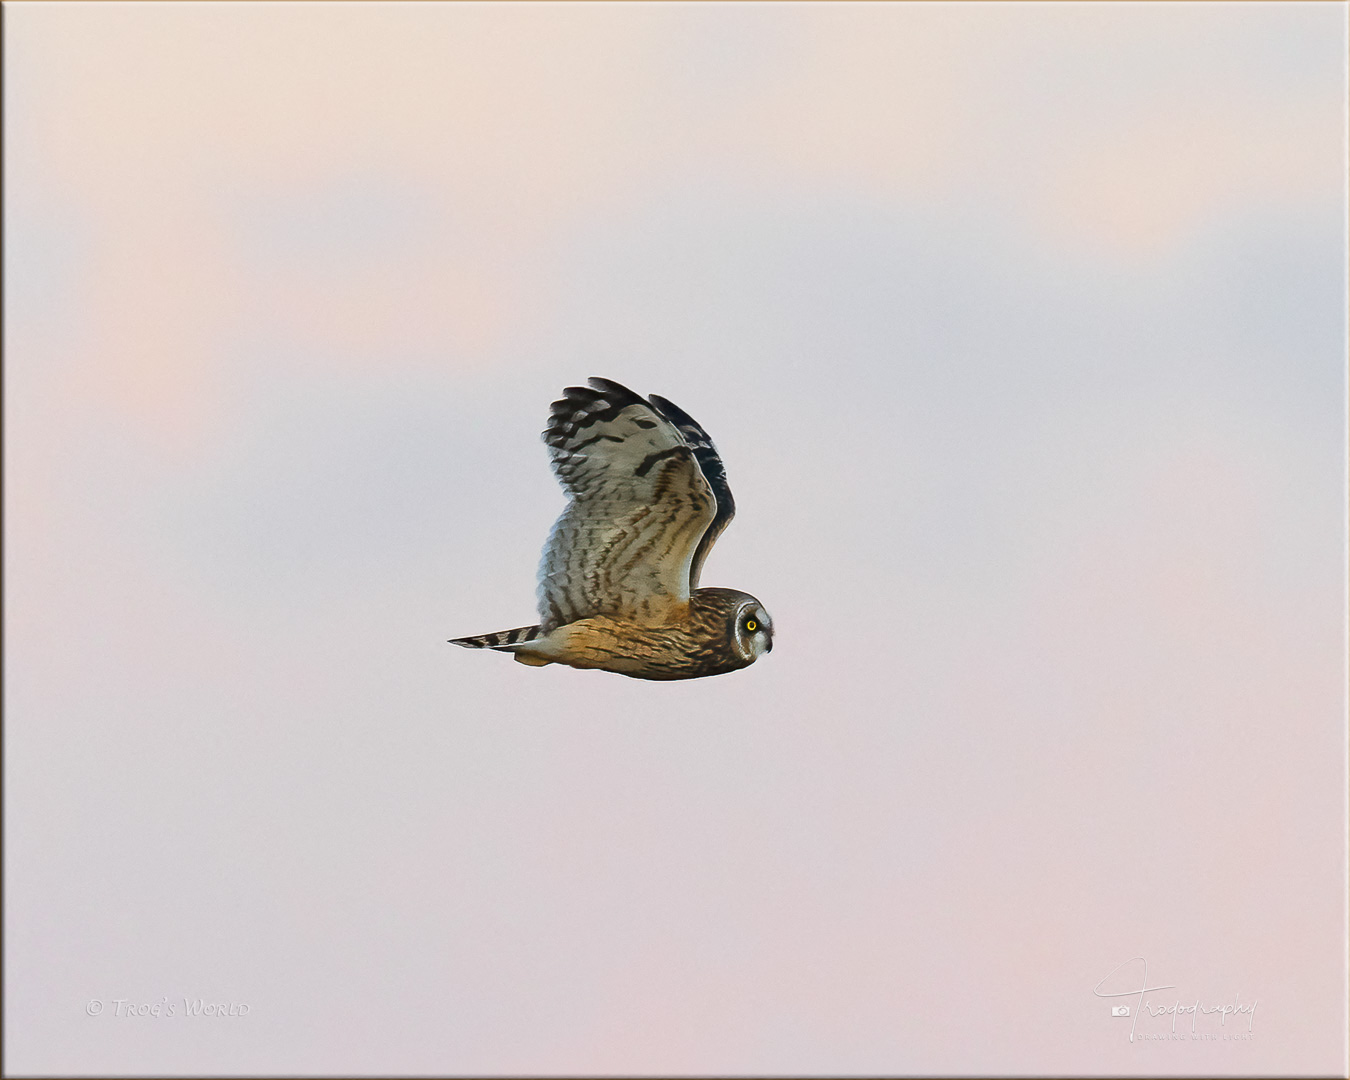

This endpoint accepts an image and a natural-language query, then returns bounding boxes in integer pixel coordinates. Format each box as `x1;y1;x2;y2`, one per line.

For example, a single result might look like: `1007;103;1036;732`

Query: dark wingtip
545;378;649;449
586;377;646;406
647;393;694;427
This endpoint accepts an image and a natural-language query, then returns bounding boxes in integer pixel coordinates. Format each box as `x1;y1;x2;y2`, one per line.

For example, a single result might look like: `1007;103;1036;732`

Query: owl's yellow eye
746;619;758;632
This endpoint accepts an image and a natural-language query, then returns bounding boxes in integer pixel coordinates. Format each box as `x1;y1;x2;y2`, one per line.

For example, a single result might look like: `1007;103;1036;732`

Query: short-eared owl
451;377;773;680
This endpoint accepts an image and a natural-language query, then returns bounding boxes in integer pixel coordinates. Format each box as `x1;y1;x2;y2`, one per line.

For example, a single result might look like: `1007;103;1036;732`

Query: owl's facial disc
736;603;774;660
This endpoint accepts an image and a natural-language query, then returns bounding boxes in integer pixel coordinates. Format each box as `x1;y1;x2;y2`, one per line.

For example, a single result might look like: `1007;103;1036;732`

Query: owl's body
455;586;765;680
451;378;773;680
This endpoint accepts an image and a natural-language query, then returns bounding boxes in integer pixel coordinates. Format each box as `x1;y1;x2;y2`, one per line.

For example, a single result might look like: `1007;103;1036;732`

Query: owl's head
730;597;774;663
690;587;774;674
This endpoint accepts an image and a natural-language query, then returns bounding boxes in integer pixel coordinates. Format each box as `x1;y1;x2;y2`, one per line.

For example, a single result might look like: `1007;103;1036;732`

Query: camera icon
1111;1005;1130;1017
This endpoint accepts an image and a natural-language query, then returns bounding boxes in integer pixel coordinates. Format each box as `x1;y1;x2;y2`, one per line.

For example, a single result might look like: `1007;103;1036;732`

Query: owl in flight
451;377;773;680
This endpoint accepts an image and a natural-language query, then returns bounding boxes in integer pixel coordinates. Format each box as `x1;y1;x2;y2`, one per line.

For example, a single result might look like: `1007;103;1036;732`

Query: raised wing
647;393;735;590
537;378;718;630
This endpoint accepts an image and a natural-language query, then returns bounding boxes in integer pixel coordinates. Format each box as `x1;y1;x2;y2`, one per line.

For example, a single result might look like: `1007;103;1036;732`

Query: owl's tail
449;624;551;665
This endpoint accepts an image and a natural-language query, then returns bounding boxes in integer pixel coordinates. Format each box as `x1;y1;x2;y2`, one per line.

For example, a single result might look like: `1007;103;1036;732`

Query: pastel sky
5;2;1347;1075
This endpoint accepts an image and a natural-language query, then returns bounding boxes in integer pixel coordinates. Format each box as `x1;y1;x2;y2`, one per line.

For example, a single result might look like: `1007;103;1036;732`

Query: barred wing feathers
537;378;720;630
647;393;735;590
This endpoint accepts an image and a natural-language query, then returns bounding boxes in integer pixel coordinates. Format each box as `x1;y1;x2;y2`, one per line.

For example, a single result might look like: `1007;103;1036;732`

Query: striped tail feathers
449;625;544;650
